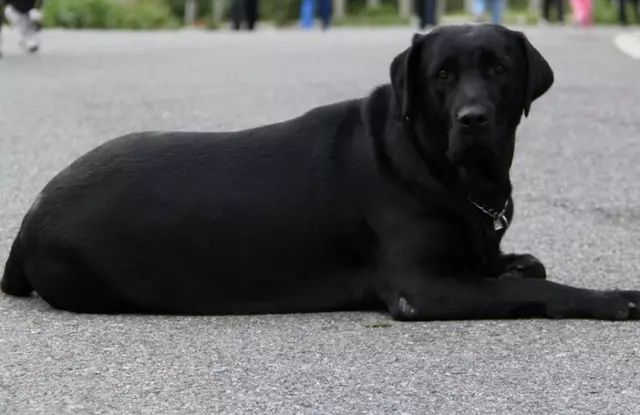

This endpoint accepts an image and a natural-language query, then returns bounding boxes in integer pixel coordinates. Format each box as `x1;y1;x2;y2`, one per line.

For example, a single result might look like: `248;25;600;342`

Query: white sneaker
22;32;40;53
28;8;43;23
4;4;23;26
29;8;44;31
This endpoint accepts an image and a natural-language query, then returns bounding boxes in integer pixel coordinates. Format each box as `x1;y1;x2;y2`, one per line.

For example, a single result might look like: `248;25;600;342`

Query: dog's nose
457;106;490;130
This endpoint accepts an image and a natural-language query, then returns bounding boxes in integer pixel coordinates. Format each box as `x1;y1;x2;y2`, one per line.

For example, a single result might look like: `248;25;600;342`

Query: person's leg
557;0;565;22
300;0;315;29
22;0;42;50
571;0;582;24
319;0;332;29
619;0;628;25
4;0;37;52
245;0;257;30
632;0;640;21
416;0;427;29
575;0;592;26
578;0;587;25
425;0;437;25
583;0;593;25
0;0;44;56
569;0;577;23
472;0;486;21
9;0;32;13
230;0;242;30
543;0;551;20
490;0;505;24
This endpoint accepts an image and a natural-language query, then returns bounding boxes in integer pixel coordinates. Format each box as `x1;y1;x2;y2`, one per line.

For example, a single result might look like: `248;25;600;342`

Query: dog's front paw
499;254;546;280
546;290;640;320
608;290;640;319
388;296;419;321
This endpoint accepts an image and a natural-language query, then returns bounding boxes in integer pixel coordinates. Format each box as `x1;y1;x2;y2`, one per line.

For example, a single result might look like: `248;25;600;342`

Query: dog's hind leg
25;256;133;314
1;238;33;296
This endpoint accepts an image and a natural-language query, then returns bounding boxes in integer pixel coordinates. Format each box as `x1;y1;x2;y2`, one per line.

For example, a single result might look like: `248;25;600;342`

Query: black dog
3;24;639;320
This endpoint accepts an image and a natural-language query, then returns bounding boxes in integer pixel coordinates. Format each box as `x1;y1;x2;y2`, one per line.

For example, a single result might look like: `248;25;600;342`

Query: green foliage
593;0;620;24
444;0;465;13
43;0;119;28
507;0;531;11
504;9;540;24
124;0;180;28
43;0;179;29
259;0;301;26
40;0;638;29
335;3;410;26
165;0;212;20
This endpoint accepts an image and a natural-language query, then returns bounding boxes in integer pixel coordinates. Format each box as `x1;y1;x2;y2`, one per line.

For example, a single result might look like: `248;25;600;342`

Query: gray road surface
1;26;640;414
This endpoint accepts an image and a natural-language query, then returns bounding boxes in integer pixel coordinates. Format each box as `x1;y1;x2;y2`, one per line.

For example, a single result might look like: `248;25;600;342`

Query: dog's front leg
495;253;547;280
380;273;640;321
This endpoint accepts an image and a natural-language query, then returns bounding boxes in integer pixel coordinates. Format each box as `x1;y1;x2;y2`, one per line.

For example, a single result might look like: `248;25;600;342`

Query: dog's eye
494;64;506;74
437;70;449;80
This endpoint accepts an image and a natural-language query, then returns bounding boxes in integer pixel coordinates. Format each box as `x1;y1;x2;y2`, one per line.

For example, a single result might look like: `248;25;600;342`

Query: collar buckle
469;198;510;232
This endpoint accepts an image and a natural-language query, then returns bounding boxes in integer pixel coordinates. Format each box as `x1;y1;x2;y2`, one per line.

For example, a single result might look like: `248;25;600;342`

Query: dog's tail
1;236;33;297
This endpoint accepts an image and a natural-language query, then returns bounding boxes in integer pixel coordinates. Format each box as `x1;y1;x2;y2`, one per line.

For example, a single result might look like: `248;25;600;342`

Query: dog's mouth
446;129;496;164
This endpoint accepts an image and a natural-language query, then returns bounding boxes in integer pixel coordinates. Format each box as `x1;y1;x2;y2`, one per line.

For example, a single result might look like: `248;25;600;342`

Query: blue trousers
473;0;505;24
301;0;332;29
416;0;438;28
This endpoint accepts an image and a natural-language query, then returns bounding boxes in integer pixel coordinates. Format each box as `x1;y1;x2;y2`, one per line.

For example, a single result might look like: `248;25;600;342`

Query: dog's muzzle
456;105;494;131
446;105;496;163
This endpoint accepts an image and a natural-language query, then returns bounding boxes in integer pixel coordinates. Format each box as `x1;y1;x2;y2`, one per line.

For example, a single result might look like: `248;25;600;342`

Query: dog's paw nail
616;309;629;319
398;297;417;316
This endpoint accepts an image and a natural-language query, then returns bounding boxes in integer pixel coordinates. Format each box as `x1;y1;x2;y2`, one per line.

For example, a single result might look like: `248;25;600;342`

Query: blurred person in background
0;0;43;56
618;0;640;25
472;0;505;24
231;0;258;30
301;0;332;30
541;0;565;23
570;0;593;26
415;0;438;29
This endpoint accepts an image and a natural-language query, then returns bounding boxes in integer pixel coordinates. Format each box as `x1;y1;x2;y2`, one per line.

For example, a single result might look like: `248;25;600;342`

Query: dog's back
1;99;379;314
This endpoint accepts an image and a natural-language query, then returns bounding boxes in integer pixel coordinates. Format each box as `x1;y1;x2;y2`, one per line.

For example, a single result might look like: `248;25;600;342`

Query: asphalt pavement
1;26;640;414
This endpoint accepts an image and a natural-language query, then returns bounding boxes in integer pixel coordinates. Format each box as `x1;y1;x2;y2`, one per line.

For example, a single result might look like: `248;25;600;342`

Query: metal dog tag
494;215;507;231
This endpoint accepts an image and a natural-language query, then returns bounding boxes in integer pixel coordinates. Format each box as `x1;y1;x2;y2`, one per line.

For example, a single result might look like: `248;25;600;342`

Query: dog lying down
2;24;639;320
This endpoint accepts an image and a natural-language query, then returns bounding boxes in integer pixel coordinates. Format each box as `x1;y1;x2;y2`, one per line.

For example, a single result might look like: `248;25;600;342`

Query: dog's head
390;24;553;165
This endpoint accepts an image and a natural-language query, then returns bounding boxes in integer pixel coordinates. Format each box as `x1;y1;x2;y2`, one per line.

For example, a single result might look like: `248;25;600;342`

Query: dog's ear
390;33;425;121
517;32;554;117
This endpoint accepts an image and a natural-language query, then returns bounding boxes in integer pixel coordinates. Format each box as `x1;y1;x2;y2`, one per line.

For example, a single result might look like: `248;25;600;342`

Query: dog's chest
431;210;506;275
466;212;509;274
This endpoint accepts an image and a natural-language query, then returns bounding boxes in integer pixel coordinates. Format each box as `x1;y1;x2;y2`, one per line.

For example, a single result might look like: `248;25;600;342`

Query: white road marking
614;32;640;60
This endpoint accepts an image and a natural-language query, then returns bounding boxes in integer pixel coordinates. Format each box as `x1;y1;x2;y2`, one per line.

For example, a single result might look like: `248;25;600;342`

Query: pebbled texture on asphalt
1;27;639;414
